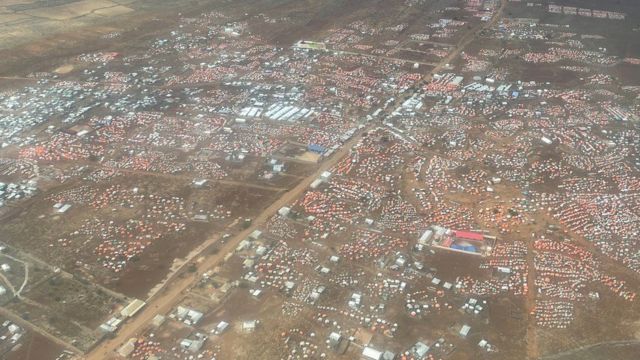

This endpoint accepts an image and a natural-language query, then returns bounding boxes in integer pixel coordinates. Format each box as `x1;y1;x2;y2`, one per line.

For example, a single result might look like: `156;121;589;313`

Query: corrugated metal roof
453;230;484;241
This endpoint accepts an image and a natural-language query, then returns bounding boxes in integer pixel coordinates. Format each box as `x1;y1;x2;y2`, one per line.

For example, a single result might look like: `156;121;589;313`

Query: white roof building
362;346;383;360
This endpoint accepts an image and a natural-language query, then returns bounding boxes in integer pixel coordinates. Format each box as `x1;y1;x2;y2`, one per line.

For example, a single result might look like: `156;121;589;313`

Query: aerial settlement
0;0;639;359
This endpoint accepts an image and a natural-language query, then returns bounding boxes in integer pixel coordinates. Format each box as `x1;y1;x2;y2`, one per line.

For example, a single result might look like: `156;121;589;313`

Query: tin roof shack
362;346;383;360
121;299;146;318
408;341;430;359
213;320;229;335
348;293;363;309
418;229;434;245
294;40;327;50
53;203;72;214
310;178;324;189
278;206;291;217
99;317;123;333
283;280;296;295
267;159;286;174
249;230;262;240
192;179;208;188
307;285;326;304
241;319;259;333
308;143;326;154
459;324;471;338
461;298;487;316
118;338;136;358
0;322;24;352
428;226;495;256
151;315;166;328
179;332;207;353
309;170;334;190
174;306;204;326
328;332;349;354
192;214;209;222
0;182;37;207
382;351;396;360
225;151;247;163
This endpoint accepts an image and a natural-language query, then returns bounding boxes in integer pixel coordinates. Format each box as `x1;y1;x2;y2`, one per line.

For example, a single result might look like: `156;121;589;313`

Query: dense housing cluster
0;0;639;359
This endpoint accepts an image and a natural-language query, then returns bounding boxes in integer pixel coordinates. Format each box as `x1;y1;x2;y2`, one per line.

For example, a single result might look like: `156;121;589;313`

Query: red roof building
453;230;484;242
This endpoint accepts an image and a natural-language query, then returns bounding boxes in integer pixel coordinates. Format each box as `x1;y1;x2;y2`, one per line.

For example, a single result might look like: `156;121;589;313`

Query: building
192;179;208;187
418;229;433;245
214;321;229;334
310;178;323;189
308;143;326;154
362;346;383;360
180;333;207;353
278;206;291;217
410;342;429;359
459;324;471;337
273;163;285;173
118;338;136;358
121;299;146;318
294;40;327;50
151;314;166;327
427;225;495;256
328;332;342;348
382;351;396;360
193;214;209;222
55;203;72;214
242;320;258;332
175;306;204;326
99;317;123;333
